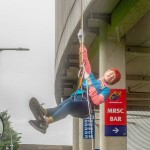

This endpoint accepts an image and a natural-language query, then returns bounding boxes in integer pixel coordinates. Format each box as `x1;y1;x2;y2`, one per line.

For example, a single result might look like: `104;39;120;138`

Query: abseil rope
82;62;94;150
78;0;84;89
78;0;94;149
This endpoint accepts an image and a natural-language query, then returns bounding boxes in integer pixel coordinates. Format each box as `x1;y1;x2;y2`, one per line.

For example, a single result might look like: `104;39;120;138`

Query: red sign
105;89;127;125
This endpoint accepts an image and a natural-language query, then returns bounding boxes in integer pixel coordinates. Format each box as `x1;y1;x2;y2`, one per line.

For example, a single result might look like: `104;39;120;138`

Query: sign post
105;89;127;136
83;113;95;139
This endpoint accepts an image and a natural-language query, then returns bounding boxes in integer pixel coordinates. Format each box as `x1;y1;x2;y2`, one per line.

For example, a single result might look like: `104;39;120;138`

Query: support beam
127;106;150;111
61;79;77;85
128;98;150;101
108;0;150;38
126;52;150;57
127;101;150;106
65;62;79;69
68;54;79;60
126;46;150;53
127;75;150;82
62;84;73;89
127;93;150;99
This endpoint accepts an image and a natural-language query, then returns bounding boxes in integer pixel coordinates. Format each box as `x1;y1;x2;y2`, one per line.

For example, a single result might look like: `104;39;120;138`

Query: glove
86;77;92;86
84;72;92;86
84;72;89;79
78;29;84;44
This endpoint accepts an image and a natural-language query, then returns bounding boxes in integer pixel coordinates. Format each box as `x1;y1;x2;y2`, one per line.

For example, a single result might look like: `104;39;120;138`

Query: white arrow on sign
112;127;119;133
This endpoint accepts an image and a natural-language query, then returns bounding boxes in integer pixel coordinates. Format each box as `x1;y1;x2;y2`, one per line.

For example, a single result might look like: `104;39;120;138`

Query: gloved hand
84;72;92;86
78;29;84;44
86;77;92;86
84;72;89;79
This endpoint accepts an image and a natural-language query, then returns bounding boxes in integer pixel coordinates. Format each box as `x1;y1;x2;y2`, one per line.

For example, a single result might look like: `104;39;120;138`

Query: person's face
104;70;116;84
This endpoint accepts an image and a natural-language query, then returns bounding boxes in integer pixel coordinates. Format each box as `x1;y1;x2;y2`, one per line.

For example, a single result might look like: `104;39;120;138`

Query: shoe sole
28;120;46;134
29;97;45;121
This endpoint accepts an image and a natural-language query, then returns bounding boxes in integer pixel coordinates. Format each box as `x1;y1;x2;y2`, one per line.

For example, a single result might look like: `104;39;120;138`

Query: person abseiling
29;31;121;134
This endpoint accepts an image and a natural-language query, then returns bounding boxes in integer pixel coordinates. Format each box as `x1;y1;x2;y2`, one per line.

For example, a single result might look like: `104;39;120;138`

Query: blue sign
105;125;127;136
83;113;95;139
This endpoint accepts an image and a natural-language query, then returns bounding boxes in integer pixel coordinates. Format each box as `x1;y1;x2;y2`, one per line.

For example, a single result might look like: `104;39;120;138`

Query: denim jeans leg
47;97;73;116
51;95;90;122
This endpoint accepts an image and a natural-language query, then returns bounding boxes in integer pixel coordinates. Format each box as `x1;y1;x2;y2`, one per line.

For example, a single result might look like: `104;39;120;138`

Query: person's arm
89;86;110;106
78;30;92;84
79;45;91;75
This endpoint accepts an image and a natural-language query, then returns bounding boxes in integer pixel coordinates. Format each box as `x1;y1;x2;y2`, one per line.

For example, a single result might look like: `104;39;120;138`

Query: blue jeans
47;94;92;122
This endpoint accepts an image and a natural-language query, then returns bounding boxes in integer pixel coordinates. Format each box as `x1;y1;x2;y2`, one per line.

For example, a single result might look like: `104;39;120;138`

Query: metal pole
10;132;13;150
0;48;29;51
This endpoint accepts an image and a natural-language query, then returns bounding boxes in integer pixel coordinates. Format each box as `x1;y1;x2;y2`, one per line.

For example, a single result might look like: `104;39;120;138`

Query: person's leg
29;97;74;133
70;100;90;118
70;94;91;118
48;95;90;122
30;95;91;133
46;97;74;116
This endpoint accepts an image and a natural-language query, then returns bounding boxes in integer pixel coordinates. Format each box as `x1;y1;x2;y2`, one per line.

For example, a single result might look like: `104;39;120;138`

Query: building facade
55;0;150;150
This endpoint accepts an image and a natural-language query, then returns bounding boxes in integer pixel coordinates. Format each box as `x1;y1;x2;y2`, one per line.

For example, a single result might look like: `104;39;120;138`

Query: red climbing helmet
110;68;121;84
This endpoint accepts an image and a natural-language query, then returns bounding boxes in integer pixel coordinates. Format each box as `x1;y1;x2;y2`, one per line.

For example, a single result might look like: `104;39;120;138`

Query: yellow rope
78;0;84;89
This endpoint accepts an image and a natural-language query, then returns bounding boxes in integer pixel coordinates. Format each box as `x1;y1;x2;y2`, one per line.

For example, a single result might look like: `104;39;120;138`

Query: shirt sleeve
79;46;91;74
89;86;110;106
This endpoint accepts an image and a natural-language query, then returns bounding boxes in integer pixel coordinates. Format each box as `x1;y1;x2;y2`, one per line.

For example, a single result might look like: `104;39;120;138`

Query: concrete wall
55;0;75;51
55;0;92;75
19;144;72;150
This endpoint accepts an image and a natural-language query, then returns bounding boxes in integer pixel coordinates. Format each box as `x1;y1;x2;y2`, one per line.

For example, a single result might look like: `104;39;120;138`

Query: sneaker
29;97;49;121
29;97;46;121
40;104;49;117
29;120;48;134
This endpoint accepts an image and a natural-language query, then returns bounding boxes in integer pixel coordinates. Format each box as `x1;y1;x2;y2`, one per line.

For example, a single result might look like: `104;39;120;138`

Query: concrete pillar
99;19;126;150
94;111;100;150
99;19;108;150
73;117;79;150
79;118;93;150
105;38;126;150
